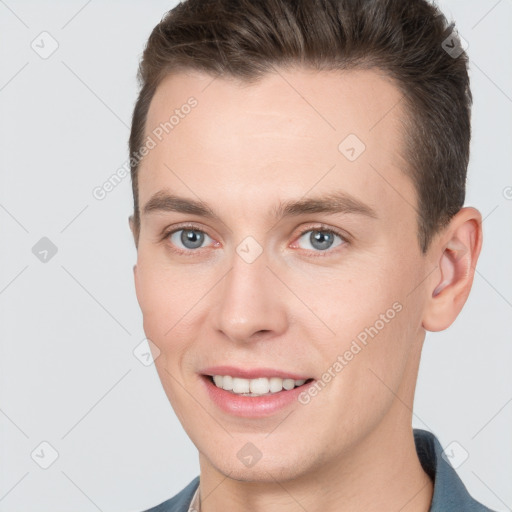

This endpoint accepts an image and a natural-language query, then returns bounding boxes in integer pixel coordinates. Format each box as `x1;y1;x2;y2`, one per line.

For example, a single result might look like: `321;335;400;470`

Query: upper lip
201;365;312;381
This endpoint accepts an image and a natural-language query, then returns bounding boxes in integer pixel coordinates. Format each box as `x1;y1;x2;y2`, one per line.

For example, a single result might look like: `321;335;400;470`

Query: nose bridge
214;243;287;342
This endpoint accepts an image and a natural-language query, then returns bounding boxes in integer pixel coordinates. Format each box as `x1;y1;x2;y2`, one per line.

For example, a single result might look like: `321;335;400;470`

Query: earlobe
422;207;483;332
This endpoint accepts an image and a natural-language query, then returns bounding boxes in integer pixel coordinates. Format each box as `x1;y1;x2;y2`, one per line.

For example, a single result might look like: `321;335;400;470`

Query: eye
163;225;346;255
296;228;345;252
168;228;213;251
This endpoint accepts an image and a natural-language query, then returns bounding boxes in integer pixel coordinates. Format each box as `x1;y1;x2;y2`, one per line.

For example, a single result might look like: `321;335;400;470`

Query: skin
129;67;482;512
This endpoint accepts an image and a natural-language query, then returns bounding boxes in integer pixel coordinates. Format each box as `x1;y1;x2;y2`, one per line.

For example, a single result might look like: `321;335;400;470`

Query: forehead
139;67;415;225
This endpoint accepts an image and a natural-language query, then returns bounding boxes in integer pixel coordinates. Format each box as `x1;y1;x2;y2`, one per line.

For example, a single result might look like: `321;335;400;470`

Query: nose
212;247;288;344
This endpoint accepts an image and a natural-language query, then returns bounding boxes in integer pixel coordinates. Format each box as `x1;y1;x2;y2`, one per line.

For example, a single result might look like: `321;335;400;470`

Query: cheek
300;258;416;389
134;251;222;371
301;267;402;345
136;248;196;315
135;254;191;350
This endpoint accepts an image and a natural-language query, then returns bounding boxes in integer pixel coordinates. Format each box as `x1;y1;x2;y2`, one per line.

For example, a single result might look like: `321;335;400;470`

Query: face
132;68;433;482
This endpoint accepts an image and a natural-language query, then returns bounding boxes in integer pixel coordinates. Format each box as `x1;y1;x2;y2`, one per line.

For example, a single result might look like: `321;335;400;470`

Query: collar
413;428;494;511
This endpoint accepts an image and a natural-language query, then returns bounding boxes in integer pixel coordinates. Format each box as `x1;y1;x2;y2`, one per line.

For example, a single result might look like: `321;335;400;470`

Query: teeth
211;375;308;396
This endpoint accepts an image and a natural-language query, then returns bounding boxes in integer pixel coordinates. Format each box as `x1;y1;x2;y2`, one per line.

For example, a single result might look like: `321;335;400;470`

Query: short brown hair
129;0;472;253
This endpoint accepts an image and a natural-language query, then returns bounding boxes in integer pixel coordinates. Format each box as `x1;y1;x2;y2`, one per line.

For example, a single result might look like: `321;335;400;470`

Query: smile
209;375;311;396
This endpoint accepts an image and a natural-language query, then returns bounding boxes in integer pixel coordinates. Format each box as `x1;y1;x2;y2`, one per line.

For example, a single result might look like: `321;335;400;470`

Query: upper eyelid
162;222;208;237
164;223;346;239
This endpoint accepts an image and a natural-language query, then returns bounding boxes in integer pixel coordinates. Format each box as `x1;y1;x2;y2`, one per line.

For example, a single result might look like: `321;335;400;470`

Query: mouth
206;374;314;397
199;366;316;417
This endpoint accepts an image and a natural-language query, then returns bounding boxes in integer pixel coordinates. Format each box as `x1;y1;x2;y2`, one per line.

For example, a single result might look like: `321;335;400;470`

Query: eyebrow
142;190;378;220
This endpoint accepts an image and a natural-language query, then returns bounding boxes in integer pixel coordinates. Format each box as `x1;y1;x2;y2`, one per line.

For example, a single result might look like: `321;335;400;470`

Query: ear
128;215;139;250
422;207;483;332
128;215;139;284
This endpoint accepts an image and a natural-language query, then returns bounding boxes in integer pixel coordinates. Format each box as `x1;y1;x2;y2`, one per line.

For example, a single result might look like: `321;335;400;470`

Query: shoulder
413;429;496;512
142;476;200;512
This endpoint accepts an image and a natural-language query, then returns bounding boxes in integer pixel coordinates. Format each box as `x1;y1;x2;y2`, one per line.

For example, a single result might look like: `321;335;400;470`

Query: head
129;0;482;483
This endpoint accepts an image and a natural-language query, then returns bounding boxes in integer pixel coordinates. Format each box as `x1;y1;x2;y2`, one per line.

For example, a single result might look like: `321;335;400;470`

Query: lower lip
201;375;313;418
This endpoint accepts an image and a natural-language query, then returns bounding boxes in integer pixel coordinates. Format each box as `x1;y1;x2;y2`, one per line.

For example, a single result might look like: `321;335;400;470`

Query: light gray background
1;1;511;511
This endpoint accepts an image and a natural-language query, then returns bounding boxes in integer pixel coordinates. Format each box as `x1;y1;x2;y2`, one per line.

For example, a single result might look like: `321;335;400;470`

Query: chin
203;449;313;483
219;464;305;483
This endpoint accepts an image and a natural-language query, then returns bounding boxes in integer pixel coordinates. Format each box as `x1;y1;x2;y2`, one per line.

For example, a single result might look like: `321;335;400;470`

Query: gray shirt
143;429;496;511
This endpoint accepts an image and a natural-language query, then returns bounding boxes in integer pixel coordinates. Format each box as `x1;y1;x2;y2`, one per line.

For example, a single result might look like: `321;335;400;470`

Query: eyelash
161;223;349;257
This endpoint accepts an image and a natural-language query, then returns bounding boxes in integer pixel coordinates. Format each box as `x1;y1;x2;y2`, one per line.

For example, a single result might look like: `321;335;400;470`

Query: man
128;0;494;510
